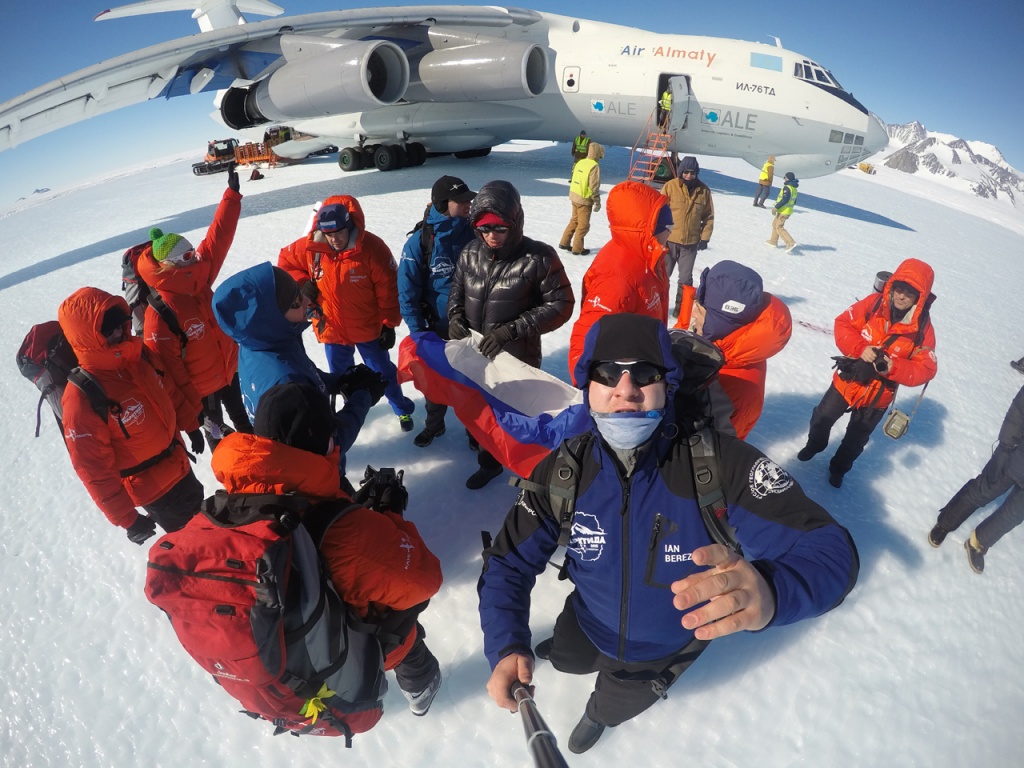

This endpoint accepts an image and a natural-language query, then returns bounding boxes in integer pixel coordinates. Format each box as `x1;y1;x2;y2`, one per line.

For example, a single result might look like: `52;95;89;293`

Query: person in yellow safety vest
658;89;673;127
766;172;799;253
754;155;775;208
571;130;591;177
559;142;605;256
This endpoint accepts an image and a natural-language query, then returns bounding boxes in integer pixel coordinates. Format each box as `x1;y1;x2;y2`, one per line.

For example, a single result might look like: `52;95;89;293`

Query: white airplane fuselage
287;13;886;178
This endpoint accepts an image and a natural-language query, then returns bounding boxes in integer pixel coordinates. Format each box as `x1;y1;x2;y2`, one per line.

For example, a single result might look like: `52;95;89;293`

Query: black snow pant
393;623;440;694
143;469;204;533
423;398;448;434
202;372;253;433
937;452;1024;549
544;593;709;727
805;384;886;477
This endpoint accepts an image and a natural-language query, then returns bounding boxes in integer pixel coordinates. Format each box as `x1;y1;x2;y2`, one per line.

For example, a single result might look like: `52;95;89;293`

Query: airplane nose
864;113;888;156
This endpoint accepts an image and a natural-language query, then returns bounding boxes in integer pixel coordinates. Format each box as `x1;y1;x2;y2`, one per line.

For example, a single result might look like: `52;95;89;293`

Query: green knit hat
149;227;195;264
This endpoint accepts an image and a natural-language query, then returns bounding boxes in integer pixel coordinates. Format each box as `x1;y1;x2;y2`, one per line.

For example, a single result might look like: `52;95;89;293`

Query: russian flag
397;332;591;478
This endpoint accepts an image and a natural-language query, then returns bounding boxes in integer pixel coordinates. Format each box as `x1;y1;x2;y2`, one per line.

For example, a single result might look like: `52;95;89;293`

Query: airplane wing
0;6;544;152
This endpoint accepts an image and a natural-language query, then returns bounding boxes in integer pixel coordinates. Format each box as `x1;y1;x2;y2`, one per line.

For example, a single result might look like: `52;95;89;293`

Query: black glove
126;514;157;545
335;364;387;406
299;280;319;302
187;429;205;454
227;164;240;193
379;325;396;350
448;315;471;341
353;466;407;514
697;239;709;251
832;356;879;385
479;323;517;359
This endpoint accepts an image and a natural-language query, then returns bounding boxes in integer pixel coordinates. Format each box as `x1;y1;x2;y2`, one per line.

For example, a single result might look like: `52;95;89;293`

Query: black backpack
121;242;188;355
15;321;127;442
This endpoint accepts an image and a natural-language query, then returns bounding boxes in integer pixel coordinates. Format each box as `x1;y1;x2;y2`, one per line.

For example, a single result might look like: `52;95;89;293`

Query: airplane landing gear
337;142;428;172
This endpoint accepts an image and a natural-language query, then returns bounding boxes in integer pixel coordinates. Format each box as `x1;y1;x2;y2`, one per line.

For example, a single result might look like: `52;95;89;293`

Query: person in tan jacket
559;142;605;256
660;155;715;314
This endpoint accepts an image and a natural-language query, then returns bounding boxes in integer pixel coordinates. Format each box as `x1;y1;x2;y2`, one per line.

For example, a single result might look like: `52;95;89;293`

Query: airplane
0;1;888;179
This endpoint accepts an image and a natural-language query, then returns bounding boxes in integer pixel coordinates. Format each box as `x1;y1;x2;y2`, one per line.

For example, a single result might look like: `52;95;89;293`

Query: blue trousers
325;341;414;417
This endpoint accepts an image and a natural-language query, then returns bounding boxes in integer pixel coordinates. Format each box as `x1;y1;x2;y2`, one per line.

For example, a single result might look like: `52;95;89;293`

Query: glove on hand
479;323;517;359
448;315;471;341
126;514;157;545
832;356;879;385
592;199;601;212
698;239;709;251
336;364;387;406
353;466;407;514
299;280;319;302
187;429;206;454
379;325;396;350
227;164;240;193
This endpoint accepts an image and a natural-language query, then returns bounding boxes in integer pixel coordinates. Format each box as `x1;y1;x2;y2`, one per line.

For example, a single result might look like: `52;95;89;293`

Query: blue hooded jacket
212;262;369;452
479;314;858;668
397;204;475;335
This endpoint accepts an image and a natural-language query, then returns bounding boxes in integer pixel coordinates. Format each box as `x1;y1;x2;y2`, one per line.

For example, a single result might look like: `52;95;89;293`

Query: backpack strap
687;426;741;555
418;204;435;260
67;367;130;439
147;291;188;358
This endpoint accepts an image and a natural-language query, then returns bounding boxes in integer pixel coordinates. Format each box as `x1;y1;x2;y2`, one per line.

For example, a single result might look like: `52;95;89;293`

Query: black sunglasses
680;170;697;176
589;360;666;387
476;225;510;234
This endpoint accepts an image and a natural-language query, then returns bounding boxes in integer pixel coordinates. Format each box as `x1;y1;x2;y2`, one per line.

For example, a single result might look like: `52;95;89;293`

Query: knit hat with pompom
149;227;195;264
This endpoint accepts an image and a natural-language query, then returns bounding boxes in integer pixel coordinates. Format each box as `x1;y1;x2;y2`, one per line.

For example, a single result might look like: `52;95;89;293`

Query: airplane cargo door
668;75;692;133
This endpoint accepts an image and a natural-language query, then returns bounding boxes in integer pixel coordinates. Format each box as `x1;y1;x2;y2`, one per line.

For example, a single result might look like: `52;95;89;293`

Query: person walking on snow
929;383;1024;574
766;171;799;253
278;196;415;433
398;175;478;448
753;155;775;207
559;141;605;256
660;155;714;315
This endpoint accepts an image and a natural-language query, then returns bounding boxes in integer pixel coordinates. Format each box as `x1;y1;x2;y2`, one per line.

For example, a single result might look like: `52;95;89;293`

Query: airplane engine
220;37;410;129
406;42;549;103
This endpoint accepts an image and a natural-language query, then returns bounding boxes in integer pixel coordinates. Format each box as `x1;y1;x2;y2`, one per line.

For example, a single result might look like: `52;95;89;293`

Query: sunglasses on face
589;360;666;387
476;225;510;234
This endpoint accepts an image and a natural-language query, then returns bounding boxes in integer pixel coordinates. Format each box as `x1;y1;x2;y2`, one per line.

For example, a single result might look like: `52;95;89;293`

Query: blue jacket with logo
212;262;369;451
478;323;859;668
398;205;476;336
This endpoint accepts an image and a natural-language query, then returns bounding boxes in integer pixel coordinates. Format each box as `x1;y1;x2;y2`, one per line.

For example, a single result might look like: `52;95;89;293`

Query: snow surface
2;142;1023;767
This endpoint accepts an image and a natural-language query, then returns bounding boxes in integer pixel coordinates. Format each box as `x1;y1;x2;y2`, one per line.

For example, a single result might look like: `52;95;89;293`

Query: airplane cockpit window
794;58;867;115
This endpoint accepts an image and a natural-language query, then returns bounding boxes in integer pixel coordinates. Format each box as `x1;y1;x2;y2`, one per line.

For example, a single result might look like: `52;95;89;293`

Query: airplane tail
95;0;284;33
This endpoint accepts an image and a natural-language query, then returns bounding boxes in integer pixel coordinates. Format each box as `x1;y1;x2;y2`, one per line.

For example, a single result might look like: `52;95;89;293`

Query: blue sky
2;0;1023;204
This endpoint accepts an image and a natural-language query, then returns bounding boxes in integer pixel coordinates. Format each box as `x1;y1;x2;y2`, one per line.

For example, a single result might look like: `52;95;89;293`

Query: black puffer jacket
447;181;575;367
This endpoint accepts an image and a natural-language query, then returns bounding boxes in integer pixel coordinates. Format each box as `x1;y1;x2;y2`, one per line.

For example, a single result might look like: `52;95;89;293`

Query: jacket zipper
617;474;632;661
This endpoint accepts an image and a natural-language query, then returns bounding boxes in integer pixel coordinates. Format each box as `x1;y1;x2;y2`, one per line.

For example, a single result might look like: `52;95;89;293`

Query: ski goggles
475;224;510;234
589;360;667;388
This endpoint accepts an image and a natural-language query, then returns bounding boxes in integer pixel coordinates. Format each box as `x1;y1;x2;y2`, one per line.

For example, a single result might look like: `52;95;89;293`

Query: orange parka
832;258;938;410
278;195;402;346
139;188;241;411
568;182;669;381
211;431;442;669
58;287;196;529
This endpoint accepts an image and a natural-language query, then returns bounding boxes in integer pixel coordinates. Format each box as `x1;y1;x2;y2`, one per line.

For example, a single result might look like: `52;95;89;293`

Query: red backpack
145;492;387;744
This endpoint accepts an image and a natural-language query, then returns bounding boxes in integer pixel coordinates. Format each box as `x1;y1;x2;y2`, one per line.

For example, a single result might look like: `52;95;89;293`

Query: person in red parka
58;287;206;545
212;382;444;715
278;195;415;432
677;260;792;439
567;181;673;382
138;167;250;448
798;258;938;488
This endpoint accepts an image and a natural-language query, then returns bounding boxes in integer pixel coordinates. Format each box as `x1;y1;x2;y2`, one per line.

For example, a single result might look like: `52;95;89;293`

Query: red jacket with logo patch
211;432;442;669
138;188;241;411
58;287;196;529
278;195;402;346
568;182;669;382
832;258;938;410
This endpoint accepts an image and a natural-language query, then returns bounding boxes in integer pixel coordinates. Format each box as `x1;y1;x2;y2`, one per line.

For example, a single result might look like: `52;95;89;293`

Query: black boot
1012;358;1024;375
927;523;948;548
965;531;987;573
568;712;607;754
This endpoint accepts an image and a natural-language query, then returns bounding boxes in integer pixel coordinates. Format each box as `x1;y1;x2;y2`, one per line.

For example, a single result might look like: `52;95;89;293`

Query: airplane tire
454;147;492;159
408;142;427;166
338;147;363;172
373;144;399;172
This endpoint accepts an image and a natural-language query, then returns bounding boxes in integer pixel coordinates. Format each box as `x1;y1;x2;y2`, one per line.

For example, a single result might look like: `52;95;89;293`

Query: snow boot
965;530;987;574
402;668;442;716
534;637;553;660
1011;358;1024;375
797;444;818;461
927;524;948;548
568;712;607;754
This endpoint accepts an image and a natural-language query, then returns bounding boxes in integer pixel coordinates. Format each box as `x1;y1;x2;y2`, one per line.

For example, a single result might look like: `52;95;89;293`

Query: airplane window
830;130;844;143
855;136;864;146
794;63;804;78
827;70;844;90
844;133;854;144
815;69;830;84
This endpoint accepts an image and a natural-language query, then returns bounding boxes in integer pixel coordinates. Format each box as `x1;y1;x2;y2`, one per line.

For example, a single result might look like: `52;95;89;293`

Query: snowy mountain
881;120;1024;205
1;142;1023;767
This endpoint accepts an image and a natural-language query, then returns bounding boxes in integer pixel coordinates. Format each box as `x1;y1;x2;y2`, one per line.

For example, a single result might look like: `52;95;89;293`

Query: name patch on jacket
749;458;794;499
